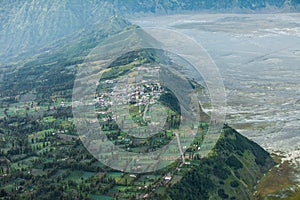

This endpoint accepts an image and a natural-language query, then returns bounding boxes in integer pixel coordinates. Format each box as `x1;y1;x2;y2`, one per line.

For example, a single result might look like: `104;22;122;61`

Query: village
0;60;210;199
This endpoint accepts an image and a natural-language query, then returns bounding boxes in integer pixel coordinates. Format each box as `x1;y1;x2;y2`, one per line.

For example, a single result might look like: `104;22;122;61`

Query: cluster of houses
95;73;165;127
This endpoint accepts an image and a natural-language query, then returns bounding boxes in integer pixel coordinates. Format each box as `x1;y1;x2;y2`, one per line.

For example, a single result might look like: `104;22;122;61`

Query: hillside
164;125;275;200
0;1;288;199
0;23;276;199
0;0;116;62
0;108;275;199
1;0;299;63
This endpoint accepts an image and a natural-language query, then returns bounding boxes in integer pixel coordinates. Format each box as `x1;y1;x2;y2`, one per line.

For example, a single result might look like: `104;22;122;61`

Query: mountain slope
0;1;283;199
0;18;276;198
0;17;131;105
1;0;299;63
159;125;275;200
0;0;116;62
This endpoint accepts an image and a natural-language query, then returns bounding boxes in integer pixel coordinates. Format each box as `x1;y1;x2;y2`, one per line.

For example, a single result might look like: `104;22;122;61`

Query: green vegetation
0;20;281;200
163;125;275;200
0;44;277;199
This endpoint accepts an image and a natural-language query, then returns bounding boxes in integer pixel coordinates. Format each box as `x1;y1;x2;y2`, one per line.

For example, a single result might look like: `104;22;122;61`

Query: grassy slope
255;156;300;200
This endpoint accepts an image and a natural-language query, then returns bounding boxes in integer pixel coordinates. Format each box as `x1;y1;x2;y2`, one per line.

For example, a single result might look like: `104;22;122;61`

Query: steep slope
160;125;275;200
0;16;131;104
1;0;299;63
0;0;116;62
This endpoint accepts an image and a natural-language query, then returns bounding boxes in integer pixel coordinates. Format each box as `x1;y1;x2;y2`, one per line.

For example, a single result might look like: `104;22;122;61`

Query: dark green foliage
159;91;181;115
230;180;239;188
0;189;7;197
167;126;275;199
169;168;214;200
213;164;231;180
226;155;243;170
218;189;229;199
220;126;271;166
109;49;163;68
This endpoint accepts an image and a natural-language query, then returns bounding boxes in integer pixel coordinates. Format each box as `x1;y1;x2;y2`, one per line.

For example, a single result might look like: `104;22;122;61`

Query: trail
175;132;185;163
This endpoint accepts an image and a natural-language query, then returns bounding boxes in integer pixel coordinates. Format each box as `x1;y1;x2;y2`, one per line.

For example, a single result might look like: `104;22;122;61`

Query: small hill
155;125;275;199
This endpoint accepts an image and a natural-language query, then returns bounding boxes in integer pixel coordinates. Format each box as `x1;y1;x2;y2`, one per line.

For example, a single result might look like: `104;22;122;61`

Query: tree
0;189;7;197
